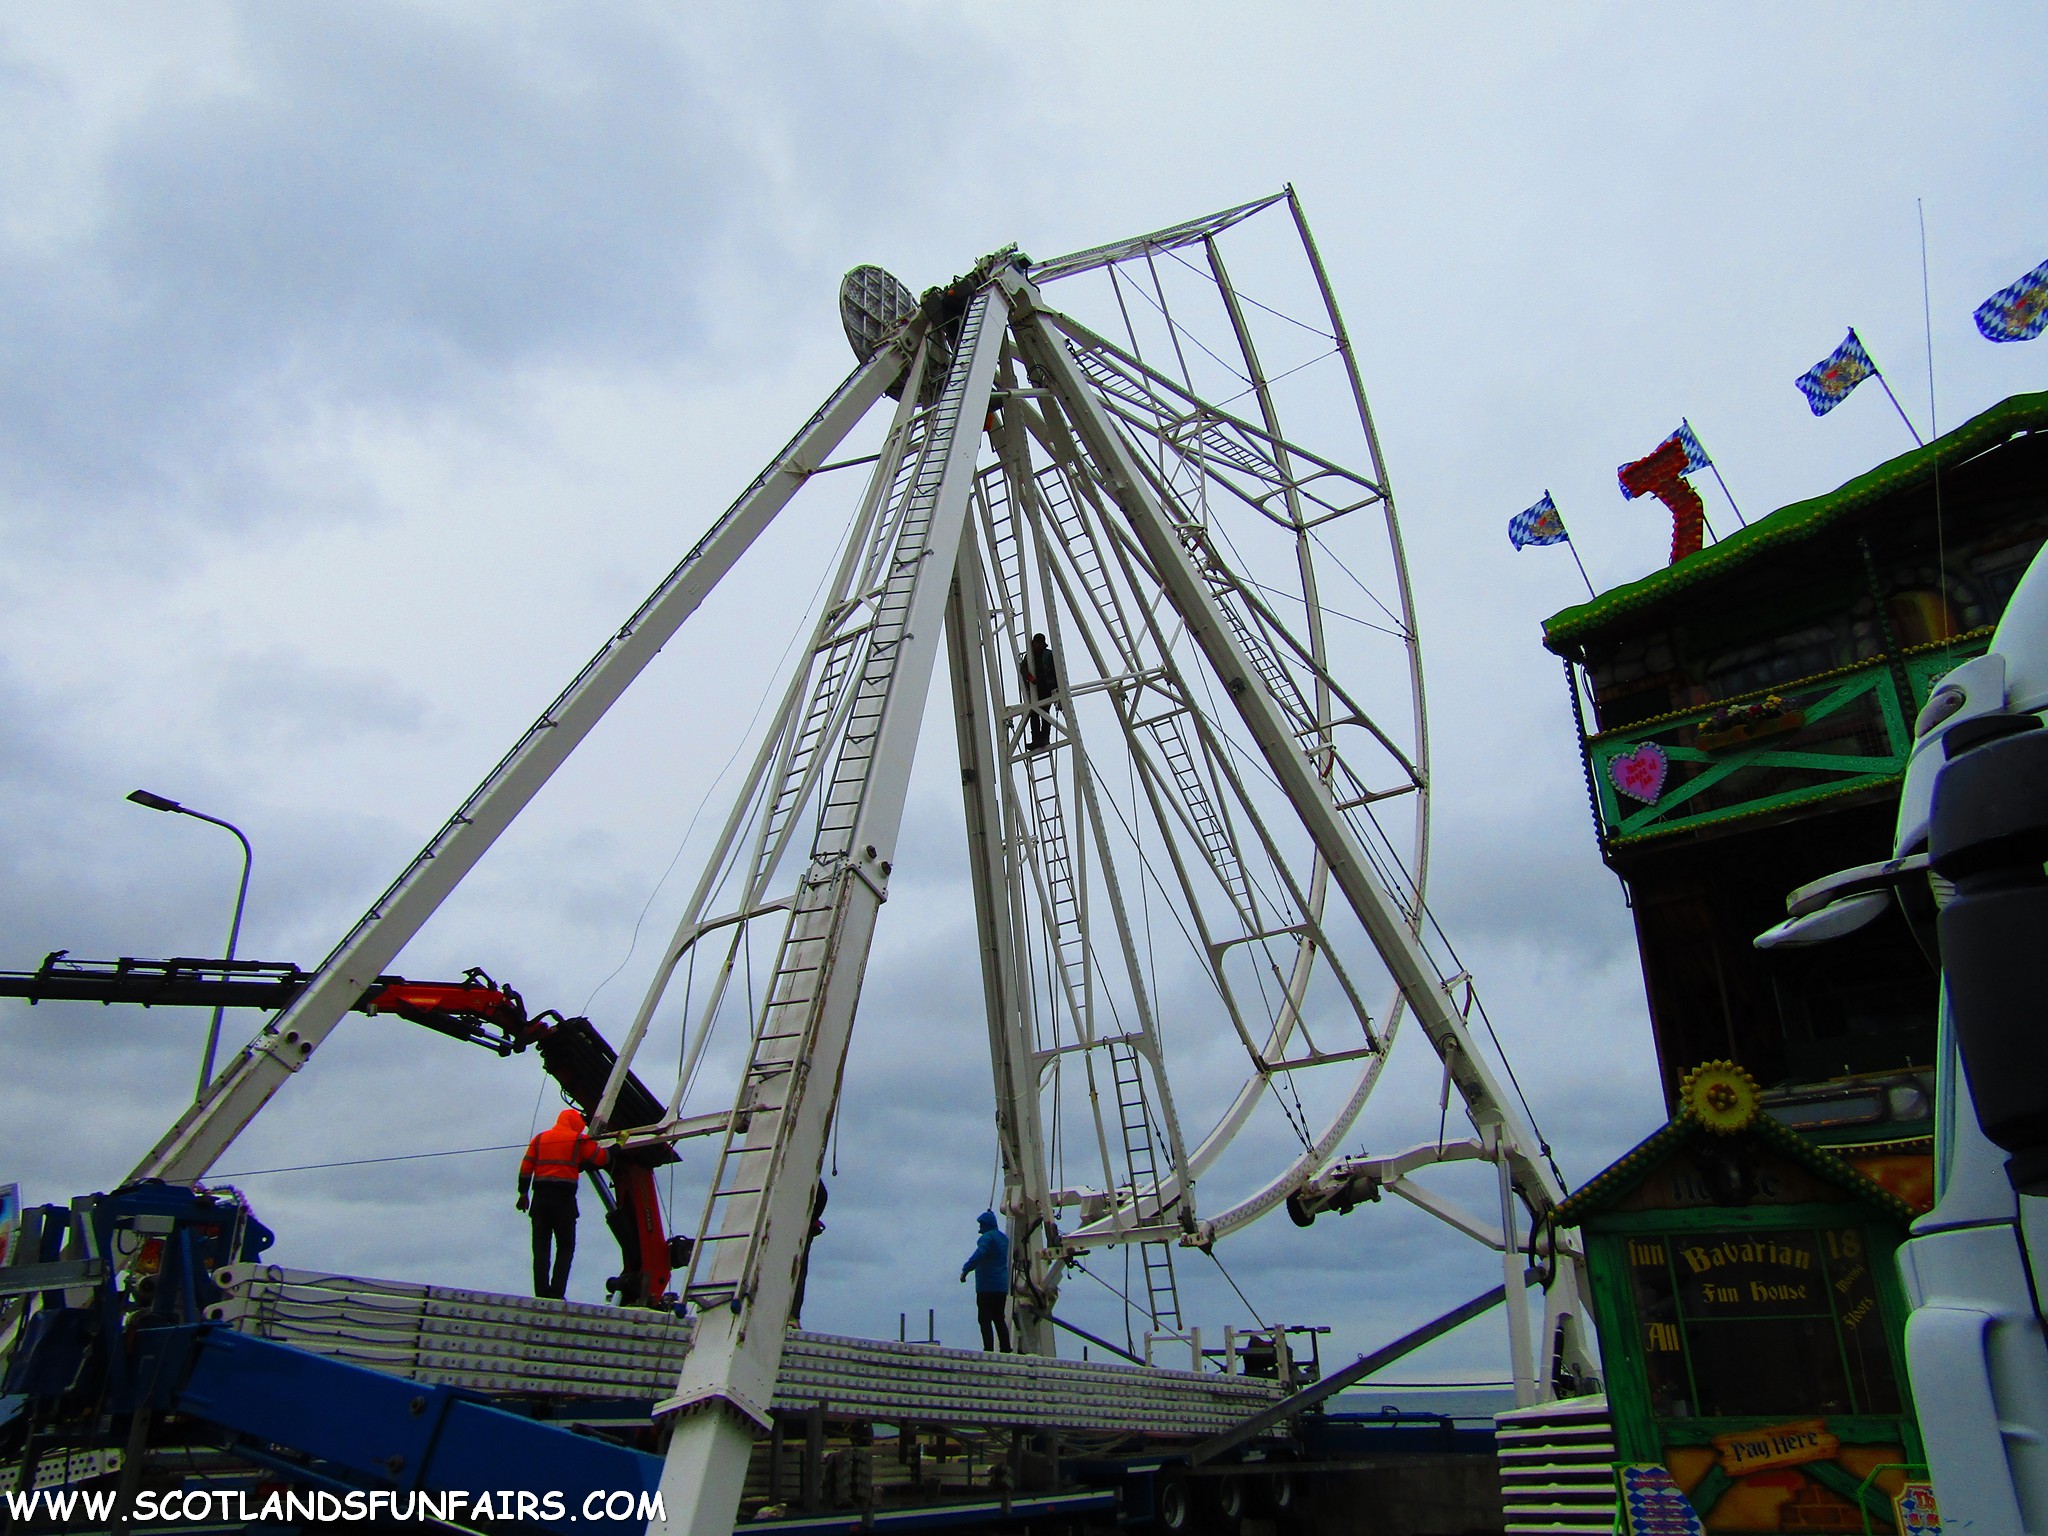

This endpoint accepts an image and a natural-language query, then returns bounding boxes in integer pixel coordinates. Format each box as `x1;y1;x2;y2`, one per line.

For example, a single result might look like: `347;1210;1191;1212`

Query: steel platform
209;1267;1285;1436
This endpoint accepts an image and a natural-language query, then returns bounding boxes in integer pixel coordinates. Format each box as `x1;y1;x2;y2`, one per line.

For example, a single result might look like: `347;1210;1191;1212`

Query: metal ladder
989;461;1183;1337
1024;747;1090;1026
977;466;1029;672
1035;465;1137;666
1200;561;1319;740
1037;461;1260;930
1109;1037;1182;1336
1073;346;1276;483
1142;710;1259;927
751;629;862;890
684;296;991;1311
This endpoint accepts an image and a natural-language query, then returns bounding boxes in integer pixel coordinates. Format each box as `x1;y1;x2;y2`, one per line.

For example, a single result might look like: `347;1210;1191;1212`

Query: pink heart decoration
1608;742;1668;804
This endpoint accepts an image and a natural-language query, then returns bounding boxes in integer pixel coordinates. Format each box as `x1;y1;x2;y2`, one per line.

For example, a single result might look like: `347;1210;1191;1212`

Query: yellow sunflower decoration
1681;1060;1761;1134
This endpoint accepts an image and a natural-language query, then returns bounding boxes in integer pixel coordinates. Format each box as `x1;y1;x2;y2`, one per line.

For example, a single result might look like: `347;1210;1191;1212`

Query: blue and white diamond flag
1796;329;1878;416
1509;492;1568;550
1975;258;2048;343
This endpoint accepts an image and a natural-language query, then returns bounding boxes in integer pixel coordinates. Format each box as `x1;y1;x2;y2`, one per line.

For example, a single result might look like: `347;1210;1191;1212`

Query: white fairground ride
122;191;1598;1535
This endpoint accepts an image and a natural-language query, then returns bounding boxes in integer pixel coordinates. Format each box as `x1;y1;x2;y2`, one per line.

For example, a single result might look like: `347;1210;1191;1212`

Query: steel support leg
1496;1135;1535;1408
649;283;1010;1536
946;538;1058;1356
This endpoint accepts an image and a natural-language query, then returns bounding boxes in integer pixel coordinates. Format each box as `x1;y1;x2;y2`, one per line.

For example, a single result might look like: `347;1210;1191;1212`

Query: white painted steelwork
123;196;1594;1536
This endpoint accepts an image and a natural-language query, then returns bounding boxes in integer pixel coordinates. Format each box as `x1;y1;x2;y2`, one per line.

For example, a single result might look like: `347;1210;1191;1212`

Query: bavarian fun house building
1552;1062;1923;1531
1532;392;2048;1531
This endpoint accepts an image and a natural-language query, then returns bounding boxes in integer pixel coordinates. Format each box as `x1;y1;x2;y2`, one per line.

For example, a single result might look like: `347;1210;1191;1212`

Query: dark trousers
530;1183;578;1299
976;1290;1012;1352
1027;698;1053;751
791;1242;812;1326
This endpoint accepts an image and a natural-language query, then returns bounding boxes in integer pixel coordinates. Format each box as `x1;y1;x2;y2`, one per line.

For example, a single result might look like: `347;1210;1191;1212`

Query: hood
554;1108;587;1134
978;1210;999;1231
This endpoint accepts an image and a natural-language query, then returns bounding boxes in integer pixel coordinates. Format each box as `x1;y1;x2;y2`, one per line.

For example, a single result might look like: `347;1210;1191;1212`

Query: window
1624;1226;1900;1419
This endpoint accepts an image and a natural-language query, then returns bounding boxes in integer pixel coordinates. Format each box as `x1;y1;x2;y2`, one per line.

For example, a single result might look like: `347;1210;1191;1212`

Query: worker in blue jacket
959;1209;1012;1351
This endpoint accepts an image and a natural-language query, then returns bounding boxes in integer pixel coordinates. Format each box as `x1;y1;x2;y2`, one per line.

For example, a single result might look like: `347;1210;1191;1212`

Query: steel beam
651;283;1011;1536
130;346;907;1187
944;536;1058;1355
1008;275;1563;1223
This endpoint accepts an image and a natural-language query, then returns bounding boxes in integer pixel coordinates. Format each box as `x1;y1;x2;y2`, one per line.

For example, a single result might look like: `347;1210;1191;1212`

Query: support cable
1158;241;1337;342
213;1144;525;1179
1305;526;1411;635
1115;263;1252;387
1204;1247;1267;1330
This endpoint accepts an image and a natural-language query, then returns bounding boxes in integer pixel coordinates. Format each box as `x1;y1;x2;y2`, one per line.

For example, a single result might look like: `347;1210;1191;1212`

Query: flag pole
1851;330;1924;446
1872;369;1925;447
1683;417;1747;527
1564;537;1596;600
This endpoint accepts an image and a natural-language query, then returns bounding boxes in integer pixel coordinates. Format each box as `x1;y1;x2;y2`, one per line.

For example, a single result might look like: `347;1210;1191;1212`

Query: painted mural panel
1623;1223;1912;1530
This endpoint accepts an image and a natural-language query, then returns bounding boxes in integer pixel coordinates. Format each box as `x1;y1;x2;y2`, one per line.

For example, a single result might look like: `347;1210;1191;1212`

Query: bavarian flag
1796;329;1878;416
1673;420;1711;475
1509;492;1568;549
1975;259;2048;343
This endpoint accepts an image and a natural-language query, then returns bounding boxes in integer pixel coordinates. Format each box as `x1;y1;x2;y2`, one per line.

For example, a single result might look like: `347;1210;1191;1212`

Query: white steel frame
124;194;1595;1536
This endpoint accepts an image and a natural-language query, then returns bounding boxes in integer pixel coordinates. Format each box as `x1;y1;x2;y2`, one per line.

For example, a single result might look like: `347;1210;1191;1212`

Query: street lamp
126;790;253;1100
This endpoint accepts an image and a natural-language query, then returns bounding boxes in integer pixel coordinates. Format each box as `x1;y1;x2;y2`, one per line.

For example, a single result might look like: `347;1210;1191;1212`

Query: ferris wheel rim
1016;197;1436;1258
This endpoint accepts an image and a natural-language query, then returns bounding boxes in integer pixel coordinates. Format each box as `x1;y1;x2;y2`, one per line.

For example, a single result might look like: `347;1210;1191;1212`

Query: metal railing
1582;636;1989;847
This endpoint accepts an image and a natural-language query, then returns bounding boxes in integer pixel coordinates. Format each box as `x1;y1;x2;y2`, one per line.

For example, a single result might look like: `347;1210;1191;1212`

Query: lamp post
126;790;253;1100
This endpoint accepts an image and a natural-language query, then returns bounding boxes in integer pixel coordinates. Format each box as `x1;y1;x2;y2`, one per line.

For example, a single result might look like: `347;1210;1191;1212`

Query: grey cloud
210;646;430;746
0;2;1016;539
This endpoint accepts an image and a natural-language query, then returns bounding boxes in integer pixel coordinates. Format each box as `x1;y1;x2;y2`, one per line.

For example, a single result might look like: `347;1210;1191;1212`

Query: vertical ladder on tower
978;466;1030;683
986;454;1186;1336
1035;465;1136;666
1024;747;1091;1027
1202;566;1319;741
684;298;991;1312
680;887;835;1312
1038;461;1262;933
1144;712;1260;926
1109;1037;1182;1338
751;629;863;889
1002;468;1184;1337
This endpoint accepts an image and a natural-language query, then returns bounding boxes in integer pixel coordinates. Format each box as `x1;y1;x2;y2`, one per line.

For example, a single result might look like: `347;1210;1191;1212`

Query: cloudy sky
3;4;2043;1389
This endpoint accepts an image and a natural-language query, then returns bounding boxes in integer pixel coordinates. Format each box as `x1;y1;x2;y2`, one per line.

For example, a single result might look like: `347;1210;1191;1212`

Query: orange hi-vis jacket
521;1108;609;1186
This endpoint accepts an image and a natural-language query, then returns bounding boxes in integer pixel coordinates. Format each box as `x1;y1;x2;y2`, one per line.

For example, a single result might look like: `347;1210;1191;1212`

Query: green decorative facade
1543;393;2047;1103
1557;1073;1923;1531
1535;396;2047;1531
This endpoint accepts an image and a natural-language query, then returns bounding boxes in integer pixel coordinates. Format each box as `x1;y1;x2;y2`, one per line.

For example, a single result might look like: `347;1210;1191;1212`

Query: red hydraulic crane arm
0;955;683;1308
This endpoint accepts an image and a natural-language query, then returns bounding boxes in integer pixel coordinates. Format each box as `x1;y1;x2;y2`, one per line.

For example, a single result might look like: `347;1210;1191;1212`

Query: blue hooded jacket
961;1210;1009;1293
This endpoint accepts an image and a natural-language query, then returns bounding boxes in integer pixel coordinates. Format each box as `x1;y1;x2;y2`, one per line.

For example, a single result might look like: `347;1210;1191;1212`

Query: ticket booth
1556;1063;1929;1532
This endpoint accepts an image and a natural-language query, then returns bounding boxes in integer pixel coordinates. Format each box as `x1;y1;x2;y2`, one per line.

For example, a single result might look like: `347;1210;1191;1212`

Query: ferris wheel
126;191;1592;1536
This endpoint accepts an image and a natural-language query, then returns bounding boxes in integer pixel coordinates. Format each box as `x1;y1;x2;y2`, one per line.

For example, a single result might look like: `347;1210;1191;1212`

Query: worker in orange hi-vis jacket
517;1107;608;1299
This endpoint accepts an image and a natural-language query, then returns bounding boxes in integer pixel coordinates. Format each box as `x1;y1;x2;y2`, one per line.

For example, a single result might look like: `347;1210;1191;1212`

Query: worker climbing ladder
983;423;1194;1339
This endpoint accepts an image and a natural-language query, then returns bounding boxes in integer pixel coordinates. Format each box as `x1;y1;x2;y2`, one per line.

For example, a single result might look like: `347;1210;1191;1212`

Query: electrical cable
212;1144;526;1179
